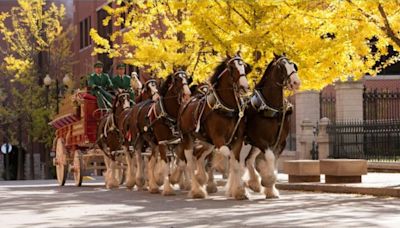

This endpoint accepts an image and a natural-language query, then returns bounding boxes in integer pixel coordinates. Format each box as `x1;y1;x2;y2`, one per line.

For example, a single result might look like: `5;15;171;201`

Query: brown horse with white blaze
129;70;191;195
179;54;252;199
119;76;160;190
244;55;301;198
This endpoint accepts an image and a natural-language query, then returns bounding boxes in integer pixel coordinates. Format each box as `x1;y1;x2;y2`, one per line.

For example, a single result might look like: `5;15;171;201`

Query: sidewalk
276;172;400;197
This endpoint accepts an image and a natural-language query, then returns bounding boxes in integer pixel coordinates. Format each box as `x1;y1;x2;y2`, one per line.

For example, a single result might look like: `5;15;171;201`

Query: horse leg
185;148;207;198
147;146;160;193
215;145;233;197
245;147;261;193
169;157;183;186
195;144;213;186
159;145;175;196
135;141;145;191
206;152;218;194
123;146;136;190
257;148;279;199
154;154;164;187
226;143;247;200
105;153;119;189
103;154;110;187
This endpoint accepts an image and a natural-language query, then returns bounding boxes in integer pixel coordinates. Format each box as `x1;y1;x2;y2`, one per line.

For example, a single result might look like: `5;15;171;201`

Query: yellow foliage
90;0;400;90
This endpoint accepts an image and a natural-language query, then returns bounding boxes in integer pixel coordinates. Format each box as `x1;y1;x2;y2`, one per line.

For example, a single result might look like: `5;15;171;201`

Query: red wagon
50;89;124;186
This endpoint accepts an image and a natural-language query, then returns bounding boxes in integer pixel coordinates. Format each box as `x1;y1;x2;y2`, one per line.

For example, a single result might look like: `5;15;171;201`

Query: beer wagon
50;89;124;186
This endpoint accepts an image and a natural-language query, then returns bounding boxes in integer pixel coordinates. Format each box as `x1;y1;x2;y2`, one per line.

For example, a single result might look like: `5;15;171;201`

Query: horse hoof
246;180;261;193
265;187;280;199
189;189;206;199
234;194;249;200
149;188;160;194
206;184;218;194
162;190;176;196
232;188;248;200
126;186;134;191
106;184;119;190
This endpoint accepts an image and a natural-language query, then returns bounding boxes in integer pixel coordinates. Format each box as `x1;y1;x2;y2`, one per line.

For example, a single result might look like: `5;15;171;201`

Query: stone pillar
317;117;330;159
298;119;314;159
335;81;364;121
295;90;320;157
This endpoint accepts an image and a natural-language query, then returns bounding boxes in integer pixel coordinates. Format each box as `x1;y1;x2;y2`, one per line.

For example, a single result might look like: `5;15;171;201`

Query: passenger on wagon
112;63;135;103
87;61;114;109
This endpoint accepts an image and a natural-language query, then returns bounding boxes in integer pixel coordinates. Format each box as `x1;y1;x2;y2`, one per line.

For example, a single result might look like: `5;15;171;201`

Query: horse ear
273;52;279;59
236;50;241;57
245;63;253;74
226;50;231;59
187;76;193;85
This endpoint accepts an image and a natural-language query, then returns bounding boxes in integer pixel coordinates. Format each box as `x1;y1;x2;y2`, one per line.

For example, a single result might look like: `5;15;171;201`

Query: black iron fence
327;119;400;161
363;89;400;120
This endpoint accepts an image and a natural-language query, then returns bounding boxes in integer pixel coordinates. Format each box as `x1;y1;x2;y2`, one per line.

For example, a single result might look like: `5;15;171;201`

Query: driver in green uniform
112;63;135;103
87;61;114;109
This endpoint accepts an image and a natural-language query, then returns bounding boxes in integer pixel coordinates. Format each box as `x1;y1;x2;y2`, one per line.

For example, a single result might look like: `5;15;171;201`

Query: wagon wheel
55;138;68;186
73;150;83;187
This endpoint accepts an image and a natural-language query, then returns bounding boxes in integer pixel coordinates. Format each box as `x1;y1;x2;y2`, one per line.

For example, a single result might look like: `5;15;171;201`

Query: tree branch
378;3;400;47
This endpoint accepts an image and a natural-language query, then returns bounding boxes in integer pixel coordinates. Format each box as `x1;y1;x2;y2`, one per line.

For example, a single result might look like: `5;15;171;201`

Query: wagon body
50;89;120;186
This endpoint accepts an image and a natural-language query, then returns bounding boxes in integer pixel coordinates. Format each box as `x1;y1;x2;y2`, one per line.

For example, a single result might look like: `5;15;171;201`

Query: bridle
210;56;248;113
207;56;249;145
143;79;158;98
272;57;298;88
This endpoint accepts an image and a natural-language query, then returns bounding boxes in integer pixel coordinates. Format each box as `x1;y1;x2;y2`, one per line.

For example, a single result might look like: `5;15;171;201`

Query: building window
79;16;91;49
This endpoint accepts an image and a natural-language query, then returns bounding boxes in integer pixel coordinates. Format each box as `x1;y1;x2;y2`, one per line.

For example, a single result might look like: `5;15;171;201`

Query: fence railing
363;89;400;120
327;119;400;161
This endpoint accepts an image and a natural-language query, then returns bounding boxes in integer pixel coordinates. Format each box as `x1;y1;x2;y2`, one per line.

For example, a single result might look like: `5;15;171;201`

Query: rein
207;58;248;145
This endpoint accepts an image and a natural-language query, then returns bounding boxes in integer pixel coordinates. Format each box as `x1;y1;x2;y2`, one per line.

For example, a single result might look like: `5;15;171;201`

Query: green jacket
87;72;113;91
112;74;135;100
112;74;131;90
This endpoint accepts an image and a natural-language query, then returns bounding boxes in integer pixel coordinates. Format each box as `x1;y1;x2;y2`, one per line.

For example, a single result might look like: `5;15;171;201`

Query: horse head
271;54;301;90
113;89;131;113
225;53;252;93
141;78;159;101
211;53;252;95
130;72;143;94
161;69;191;103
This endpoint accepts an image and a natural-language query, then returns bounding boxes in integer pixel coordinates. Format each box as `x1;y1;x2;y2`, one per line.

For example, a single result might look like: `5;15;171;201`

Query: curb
276;183;400;198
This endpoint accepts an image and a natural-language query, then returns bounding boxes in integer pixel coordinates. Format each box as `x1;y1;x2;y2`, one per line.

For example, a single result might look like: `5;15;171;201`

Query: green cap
94;61;103;68
116;63;126;69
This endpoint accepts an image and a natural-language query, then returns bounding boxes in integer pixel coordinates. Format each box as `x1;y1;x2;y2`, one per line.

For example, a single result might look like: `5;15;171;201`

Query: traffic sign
1;143;12;154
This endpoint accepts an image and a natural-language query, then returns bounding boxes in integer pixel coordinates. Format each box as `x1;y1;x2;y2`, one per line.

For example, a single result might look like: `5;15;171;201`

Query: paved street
1;179;400;227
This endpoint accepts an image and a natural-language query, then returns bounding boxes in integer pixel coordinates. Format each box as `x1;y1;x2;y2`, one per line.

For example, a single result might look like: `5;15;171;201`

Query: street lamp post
43;74;52;179
43;73;71;179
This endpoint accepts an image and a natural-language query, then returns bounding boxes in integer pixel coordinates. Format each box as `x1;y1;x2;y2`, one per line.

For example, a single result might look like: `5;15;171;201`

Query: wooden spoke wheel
73;150;83;187
55;138;68;186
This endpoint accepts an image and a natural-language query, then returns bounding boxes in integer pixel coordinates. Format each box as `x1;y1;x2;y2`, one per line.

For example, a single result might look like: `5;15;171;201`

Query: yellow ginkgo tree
91;0;400;90
90;0;221;82
0;0;68;179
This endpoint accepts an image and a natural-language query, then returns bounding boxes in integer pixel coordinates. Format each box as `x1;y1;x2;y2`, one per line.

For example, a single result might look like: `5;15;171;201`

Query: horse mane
159;73;173;96
255;56;281;89
209;58;228;85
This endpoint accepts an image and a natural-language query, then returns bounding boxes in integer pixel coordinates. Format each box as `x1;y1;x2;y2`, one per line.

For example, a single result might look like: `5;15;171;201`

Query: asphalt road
0;179;399;228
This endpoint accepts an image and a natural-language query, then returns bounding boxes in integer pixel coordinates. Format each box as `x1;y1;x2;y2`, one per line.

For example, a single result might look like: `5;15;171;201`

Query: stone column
295;90;320;157
298;119;314;159
317;117;330;159
335;80;364;121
